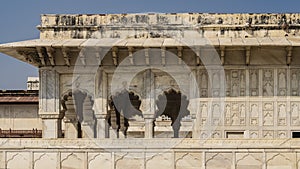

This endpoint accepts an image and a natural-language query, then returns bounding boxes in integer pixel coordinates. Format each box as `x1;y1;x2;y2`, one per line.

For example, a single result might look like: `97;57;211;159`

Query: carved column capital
95;113;107;119
39;112;63;119
143;114;155;119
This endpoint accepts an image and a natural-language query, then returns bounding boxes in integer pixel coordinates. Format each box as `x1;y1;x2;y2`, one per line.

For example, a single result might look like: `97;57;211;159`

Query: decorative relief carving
34;153;57;169
263;102;274;126
7;152;30;169
224;102;245;126
146;153;172;169
263;69;274;96
232;113;240;125
212;72;220;96
240;70;246;96
212;104;220;117
240;104;246;118
250;103;259;125
199;71;208;97
266;153;295;169
235;103;244;125
61;153;84;169
88;153;111;169
224;70;245;97
200;104;208;125
231;70;240;97
224;104;231;125
278;103;286;126
250;70;258;96
232;83;239;97
291;102;299;125
236;153;263;169
200;131;208;139
250;131;259;138
225;71;231;96
278;69;287;96
291;69;299;96
206;153;231;169
212;131;221;138
115;153;143;169
278;131;287;138
263;131;274;138
200;104;208;117
224;104;230;125
175;153;202;169
212;104;221;125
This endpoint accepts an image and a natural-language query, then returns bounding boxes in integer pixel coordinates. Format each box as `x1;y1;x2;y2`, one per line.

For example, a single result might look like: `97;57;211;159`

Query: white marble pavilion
0;13;300;169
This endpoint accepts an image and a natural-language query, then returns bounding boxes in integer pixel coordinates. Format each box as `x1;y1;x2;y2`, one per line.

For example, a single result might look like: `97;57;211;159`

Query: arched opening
61;90;95;138
106;90;142;138
155;89;190;138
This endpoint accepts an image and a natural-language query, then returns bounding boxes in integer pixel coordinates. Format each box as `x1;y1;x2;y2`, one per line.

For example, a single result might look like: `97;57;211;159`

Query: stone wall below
0;138;300;169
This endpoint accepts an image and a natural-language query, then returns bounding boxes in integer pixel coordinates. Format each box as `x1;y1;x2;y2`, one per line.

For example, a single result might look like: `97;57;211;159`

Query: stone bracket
286;46;293;65
246;46;251;65
161;47;166;66
112;47;118;66
17;49;41;65
95;48;103;65
36;47;46;66
177;46;183;64
220;46;225;65
145;47;150;65
62;48;71;66
128;47;134;65
195;47;201;65
78;47;86;66
45;47;56;66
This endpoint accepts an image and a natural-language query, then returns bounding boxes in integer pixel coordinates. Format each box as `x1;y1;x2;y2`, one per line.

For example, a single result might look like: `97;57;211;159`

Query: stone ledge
0;138;300;150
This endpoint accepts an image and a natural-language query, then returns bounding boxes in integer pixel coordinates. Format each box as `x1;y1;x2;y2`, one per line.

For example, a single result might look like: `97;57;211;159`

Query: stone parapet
39;13;300;27
0;138;300;169
38;13;300;39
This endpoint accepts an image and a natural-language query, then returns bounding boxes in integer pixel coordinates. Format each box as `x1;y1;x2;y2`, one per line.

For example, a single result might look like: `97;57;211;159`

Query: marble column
94;69;109;138
144;114;154;138
63;95;78;139
81;95;96;138
39;68;62;138
39;113;63;138
190;70;201;138
141;70;155;138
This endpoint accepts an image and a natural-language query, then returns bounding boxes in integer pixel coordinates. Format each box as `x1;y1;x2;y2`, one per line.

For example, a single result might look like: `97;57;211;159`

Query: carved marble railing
0;138;300;169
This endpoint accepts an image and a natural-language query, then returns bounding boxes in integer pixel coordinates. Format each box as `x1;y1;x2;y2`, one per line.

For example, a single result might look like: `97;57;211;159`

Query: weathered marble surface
1;13;300;169
1;138;300;169
38;13;300;39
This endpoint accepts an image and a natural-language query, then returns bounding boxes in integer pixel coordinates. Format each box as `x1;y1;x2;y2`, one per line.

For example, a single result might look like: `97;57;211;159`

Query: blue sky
0;0;299;89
